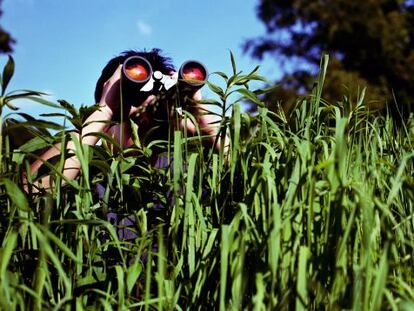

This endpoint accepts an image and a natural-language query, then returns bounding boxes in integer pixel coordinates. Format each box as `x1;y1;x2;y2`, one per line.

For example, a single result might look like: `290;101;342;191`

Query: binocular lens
180;61;207;83
123;57;151;81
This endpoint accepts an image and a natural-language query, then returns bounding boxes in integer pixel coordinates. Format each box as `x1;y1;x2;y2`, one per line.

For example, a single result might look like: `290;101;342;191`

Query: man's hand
180;89;221;144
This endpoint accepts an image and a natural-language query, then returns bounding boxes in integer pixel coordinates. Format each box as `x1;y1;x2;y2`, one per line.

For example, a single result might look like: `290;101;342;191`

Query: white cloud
136;20;153;36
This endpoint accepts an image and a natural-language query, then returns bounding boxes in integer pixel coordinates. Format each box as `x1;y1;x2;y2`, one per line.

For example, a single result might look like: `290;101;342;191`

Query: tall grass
0;53;413;310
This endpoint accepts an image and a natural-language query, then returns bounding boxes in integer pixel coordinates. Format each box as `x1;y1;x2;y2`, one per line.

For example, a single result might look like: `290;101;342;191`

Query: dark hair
94;48;175;103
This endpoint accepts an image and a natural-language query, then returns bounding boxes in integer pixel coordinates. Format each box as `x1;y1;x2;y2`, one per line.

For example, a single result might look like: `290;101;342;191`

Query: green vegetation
0;54;413;310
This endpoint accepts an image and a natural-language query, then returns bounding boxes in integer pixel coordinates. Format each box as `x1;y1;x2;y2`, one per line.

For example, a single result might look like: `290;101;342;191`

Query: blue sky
1;0;281;117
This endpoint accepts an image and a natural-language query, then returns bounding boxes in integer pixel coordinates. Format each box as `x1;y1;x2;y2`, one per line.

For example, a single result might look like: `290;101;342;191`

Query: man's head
94;49;175;103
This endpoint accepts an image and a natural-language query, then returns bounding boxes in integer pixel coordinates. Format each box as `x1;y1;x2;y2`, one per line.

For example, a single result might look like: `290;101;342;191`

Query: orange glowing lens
182;63;206;81
125;63;149;81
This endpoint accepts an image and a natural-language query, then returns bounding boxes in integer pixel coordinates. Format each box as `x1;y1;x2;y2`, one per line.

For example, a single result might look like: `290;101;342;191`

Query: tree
245;0;414;116
0;0;14;53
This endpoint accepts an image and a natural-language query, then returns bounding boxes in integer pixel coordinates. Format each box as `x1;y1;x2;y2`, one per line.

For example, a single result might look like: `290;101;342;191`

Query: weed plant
0;54;413;310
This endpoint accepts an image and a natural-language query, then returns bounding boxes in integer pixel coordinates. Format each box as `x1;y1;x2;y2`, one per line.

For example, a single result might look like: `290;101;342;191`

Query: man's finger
107;65;122;85
192;90;202;101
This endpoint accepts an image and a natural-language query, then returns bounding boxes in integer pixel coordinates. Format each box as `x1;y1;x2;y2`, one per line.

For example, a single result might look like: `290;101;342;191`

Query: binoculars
121;56;208;106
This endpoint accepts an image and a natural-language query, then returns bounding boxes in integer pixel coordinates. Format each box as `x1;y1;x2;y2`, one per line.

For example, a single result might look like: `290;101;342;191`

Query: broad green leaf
207;81;225;98
235;88;265;107
1;55;15;95
0;178;30;211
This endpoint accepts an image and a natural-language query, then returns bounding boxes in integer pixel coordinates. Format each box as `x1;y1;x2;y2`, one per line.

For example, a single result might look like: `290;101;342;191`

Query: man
26;49;219;192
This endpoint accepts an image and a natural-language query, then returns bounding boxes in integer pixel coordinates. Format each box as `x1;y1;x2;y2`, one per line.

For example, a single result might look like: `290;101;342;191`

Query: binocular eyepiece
121;56;208;106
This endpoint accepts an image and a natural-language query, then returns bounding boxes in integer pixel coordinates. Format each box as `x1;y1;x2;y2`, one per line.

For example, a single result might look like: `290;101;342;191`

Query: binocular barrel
121;56;153;105
121;56;207;107
122;56;153;86
122;56;208;93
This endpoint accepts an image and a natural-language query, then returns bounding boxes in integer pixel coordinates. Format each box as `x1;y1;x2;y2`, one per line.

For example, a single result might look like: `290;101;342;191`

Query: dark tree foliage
245;0;414;116
0;0;14;53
